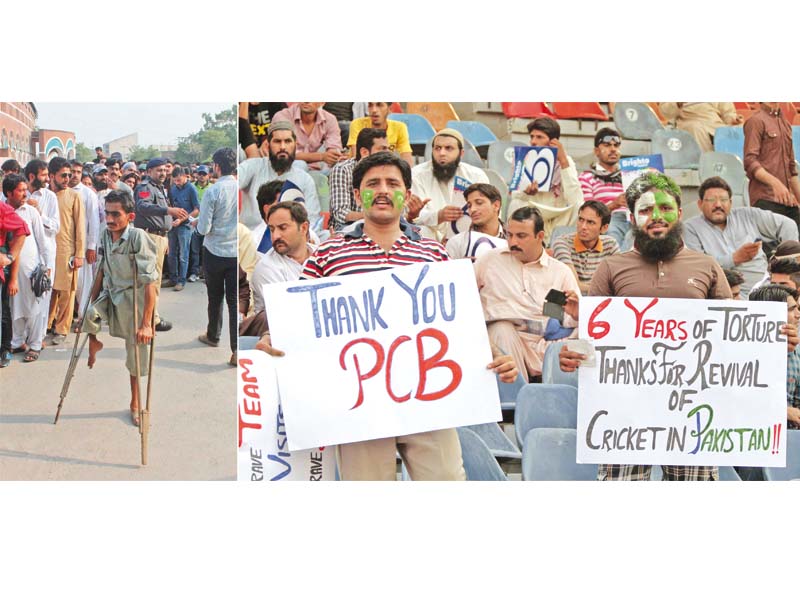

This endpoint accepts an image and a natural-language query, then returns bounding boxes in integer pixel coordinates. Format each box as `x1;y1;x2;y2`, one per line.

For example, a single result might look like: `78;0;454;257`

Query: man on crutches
80;189;158;432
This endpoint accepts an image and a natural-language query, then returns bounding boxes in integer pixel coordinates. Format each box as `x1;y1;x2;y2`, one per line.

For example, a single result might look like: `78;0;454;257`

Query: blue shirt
197;175;237;258
169;182;200;227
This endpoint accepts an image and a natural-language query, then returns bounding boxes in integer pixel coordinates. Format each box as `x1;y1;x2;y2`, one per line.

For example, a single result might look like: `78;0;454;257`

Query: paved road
0;275;236;480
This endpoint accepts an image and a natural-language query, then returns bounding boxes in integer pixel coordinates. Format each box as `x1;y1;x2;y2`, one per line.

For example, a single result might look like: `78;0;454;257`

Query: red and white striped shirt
578;167;625;212
302;230;449;279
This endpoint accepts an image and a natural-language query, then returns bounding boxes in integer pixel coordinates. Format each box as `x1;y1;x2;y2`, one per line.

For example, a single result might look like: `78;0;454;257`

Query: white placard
264;259;502;451
237;350;335;480
577;297;788;467
465;231;508;259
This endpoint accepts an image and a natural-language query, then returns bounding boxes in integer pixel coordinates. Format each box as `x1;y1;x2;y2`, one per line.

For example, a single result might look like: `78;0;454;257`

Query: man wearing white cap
412;128;489;243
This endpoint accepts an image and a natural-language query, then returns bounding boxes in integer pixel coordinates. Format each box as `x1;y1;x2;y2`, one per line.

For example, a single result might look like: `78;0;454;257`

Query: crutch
131;256;149;466
54;254;104;424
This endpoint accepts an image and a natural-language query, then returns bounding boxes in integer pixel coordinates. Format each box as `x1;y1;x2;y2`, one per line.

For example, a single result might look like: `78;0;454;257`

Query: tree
128;145;162;162
75;142;94;163
174;105;236;164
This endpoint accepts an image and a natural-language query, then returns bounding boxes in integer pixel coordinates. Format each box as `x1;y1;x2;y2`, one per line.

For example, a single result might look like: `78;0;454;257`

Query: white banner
237;350;335;481
264;259;502;451
576;297;788;467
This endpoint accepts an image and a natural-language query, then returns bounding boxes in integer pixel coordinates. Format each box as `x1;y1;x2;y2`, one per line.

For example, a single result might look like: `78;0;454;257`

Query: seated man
237;121;320;230
250;180;284;255
329;127;389;231
446;183;506;260
578;128;629;248
272;103;344;172
507;117;583;243
550;200;619;294
346;102;413;167
659;102;743;152
412;128;490;242
684;176;798;296
475;206;581;382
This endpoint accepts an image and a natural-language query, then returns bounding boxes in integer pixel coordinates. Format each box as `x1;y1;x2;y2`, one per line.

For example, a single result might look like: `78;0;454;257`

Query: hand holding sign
510;146;558;193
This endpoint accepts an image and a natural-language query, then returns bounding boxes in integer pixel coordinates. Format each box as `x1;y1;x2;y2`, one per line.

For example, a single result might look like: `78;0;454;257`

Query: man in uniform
84;189;158;426
47;157;85;345
133;157;188;332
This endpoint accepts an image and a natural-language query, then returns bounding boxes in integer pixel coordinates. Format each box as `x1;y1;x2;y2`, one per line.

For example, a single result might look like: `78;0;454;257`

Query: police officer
133;157;188;332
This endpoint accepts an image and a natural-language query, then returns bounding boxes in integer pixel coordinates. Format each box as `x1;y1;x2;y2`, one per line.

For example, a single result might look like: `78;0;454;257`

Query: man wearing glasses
46;157;86;345
578;128;628;249
684;176;798;297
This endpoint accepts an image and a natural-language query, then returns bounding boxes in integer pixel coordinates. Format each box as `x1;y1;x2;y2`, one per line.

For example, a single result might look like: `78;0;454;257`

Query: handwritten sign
576;297;788;467
264;260;502;451
620;154;664;191
466;231;508;259
237;350;335;480
509;146;558;193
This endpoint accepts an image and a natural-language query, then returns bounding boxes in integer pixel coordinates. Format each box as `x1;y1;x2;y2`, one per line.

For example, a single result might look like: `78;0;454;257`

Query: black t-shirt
247;102;287;146
322;102;354;122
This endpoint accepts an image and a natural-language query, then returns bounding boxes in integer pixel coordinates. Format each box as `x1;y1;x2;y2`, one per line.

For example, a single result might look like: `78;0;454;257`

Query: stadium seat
612;102;665;141
406;102;459;131
541;341;579;387
457;427;508;481
497;371;526;411
388;113;436;146
501;102;554;119
793;127;800;164
514;383;578;447
487;140;519;184
698;152;747;204
308;171;330;212
548;225;576;244
764;429;800;481
465;423;522;459
423;137;483;168
521;428;598;481
550;102;608;121
446;120;498;156
390;102;403;113
713;126;745;159
651;129;702;169
482;168;510;220
718;466;742;481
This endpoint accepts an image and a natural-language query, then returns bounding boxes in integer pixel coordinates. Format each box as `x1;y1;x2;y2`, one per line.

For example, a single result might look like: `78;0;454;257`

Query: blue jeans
168;225;192;284
189;230;204;277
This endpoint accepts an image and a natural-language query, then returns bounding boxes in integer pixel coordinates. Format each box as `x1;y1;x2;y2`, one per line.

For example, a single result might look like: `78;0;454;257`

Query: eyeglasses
701;196;731;204
597;136;621;146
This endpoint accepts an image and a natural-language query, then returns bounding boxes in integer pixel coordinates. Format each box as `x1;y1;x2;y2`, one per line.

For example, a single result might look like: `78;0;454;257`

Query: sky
34;102;234;148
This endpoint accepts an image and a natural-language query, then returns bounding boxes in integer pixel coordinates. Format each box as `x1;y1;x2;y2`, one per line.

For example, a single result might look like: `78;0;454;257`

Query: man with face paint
237;121;320;230
411;128;490;243
256;151;519;480
557;172;790;480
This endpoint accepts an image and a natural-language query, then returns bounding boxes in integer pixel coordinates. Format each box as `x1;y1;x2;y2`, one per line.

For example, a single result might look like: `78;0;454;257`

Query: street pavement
0;273;236;480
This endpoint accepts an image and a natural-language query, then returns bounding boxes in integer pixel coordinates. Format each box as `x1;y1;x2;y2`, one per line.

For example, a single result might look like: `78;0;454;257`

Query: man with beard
46;157;85;345
684;176;797;297
578;128;629;248
24;159;60;342
70;160;101;318
106;157;133;198
412;128;489;242
133;157;189;332
346;102;413;167
445;183;507;260
250;201;315;328
508;117;583;244
0;159;20;202
238;121;320;230
272;102;344;171
559;172;749;481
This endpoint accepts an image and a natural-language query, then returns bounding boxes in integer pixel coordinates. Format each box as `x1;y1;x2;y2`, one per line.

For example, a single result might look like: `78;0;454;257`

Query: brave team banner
264;260;502;451
237;350;335;481
576;297;788;467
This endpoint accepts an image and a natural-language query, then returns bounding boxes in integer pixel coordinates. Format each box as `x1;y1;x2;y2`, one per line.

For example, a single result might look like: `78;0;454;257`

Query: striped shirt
302;225;449;279
578;167;625;212
550;233;619;284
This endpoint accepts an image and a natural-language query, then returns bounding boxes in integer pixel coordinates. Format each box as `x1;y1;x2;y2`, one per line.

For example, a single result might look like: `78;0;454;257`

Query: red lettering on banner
624;298;687;341
339;338;385;410
415;328;462;401
588;298;613;340
239;357;257;383
238;405;261;448
386;335;412;403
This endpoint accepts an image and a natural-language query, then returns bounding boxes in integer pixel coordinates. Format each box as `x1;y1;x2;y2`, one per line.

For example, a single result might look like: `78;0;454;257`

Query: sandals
23;349;40;362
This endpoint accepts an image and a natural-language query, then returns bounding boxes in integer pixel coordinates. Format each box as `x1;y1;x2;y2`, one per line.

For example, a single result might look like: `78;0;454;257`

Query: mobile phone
545;288;567;305
543;301;565;323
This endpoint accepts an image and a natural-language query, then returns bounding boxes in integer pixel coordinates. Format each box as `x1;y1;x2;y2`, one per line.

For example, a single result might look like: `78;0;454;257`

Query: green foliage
174;105;236;164
128;145;162;162
74;142;94;163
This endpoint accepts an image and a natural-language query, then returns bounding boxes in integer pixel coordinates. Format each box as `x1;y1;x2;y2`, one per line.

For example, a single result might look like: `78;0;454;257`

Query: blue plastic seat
541;341;579;388
699;151;747;203
713;126;745;160
549;225;576;243
423;137;483;168
521;428;598;481
387;113;436;146
465;422;521;459
457;427;508;481
497;371;526;411
717;466;742;481
651;129;702;169
514;383;578;447
308;171;330;212
612;102;665;141
446;120;498;149
486;140;519;184
483;168;511;220
764;429;800;480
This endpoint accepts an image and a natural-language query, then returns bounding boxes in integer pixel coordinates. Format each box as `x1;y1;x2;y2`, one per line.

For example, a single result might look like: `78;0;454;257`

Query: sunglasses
597;136;621;146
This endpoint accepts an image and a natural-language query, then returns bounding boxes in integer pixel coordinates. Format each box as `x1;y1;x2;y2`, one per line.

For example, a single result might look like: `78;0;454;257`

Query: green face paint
653;190;678;223
361;188;375;210
392;190;405;211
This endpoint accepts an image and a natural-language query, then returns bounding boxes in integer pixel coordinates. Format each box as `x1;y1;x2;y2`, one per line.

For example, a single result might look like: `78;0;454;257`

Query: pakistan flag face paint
361;188;375;210
634;190;678;227
392;190;405;211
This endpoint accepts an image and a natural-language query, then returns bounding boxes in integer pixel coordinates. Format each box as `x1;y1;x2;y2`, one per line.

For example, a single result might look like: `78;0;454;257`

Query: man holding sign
258;152;518;480
446;183;507;260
